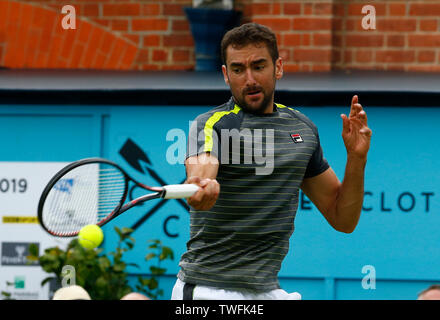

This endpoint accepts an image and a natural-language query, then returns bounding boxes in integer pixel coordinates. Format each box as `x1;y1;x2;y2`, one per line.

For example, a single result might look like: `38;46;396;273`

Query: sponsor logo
119;138;189;235
6;275;40;300
11;291;39;299
54;178;74;193
290;133;304;143
1;242;39;266
2;216;38;224
13;276;25;289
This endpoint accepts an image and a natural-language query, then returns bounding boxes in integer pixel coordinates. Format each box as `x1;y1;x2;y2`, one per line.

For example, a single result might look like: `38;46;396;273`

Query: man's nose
244;68;257;86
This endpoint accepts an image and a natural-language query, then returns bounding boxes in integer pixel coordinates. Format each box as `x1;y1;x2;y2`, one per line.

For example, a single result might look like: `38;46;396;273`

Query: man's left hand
341;95;372;160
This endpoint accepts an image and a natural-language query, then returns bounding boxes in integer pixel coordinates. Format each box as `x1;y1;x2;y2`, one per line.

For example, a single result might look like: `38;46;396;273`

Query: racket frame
37;157;164;237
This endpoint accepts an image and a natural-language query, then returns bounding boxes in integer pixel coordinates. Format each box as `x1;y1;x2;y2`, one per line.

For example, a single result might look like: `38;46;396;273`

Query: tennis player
171;23;372;300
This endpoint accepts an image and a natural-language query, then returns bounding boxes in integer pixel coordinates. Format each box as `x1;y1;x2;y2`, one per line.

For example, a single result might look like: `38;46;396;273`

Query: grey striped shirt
178;98;329;291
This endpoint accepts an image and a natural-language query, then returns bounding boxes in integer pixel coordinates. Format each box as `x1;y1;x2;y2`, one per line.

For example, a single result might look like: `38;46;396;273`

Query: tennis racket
37;158;198;237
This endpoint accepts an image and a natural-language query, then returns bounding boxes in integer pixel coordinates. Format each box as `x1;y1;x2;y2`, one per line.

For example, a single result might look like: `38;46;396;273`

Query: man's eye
232;68;242;73
255;65;265;70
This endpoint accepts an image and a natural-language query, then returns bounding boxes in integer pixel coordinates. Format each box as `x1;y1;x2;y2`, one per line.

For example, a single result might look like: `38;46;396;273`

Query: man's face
222;43;283;114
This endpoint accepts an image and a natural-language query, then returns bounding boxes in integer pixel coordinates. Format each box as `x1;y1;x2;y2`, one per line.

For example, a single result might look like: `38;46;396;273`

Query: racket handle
162;184;199;199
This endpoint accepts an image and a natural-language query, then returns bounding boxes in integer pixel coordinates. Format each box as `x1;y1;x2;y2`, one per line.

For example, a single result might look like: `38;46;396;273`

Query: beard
232;85;274;115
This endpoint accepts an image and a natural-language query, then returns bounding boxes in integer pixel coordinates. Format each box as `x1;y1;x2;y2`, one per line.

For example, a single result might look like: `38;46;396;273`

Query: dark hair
221;23;279;65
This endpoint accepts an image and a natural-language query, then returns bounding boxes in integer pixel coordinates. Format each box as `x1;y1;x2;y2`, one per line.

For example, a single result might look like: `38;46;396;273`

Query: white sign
0;162;71;300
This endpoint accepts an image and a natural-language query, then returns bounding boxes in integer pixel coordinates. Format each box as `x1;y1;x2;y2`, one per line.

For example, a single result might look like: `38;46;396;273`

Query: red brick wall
237;0;334;72
0;0;439;72
240;0;440;72
0;0;193;70
332;0;440;72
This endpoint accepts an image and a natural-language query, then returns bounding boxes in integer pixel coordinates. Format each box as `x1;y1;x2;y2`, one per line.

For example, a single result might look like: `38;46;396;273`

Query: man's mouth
246;88;263;98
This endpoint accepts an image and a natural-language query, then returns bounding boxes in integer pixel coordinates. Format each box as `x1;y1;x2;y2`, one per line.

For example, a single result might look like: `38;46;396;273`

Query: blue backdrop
1;103;439;300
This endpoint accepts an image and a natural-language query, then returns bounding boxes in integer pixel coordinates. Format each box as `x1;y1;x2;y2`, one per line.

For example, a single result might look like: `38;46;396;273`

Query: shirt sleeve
186;113;221;160
303;129;329;179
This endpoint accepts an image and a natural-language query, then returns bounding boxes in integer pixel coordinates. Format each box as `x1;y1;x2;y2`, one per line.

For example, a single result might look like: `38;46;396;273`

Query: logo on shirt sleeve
290;133;304;143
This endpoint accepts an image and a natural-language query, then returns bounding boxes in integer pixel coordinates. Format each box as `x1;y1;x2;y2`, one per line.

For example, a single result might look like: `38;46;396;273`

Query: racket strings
42;163;126;236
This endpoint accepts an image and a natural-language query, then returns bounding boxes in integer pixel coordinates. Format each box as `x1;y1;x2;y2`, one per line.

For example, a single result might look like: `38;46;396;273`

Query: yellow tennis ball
78;225;104;249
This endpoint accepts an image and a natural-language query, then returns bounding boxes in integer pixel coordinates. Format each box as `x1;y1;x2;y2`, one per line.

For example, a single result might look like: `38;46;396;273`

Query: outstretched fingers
341;113;351;135
349;95;358;118
349;117;372;137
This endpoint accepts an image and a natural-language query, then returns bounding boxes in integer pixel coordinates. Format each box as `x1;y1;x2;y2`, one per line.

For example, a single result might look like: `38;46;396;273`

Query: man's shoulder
193;98;241;124
276;103;319;135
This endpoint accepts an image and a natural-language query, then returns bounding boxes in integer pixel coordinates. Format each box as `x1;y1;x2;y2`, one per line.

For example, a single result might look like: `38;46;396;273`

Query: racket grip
162;184;199;199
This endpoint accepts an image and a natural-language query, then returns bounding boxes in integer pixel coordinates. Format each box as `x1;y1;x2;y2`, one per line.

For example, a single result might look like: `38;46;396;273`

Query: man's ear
222;65;229;85
275;57;283;80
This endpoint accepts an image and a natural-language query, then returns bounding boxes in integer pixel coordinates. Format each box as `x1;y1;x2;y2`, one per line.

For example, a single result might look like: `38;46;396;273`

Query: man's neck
232;98;275;115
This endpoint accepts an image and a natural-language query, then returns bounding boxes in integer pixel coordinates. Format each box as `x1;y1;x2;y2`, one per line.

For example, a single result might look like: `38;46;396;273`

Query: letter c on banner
164;215;179;238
